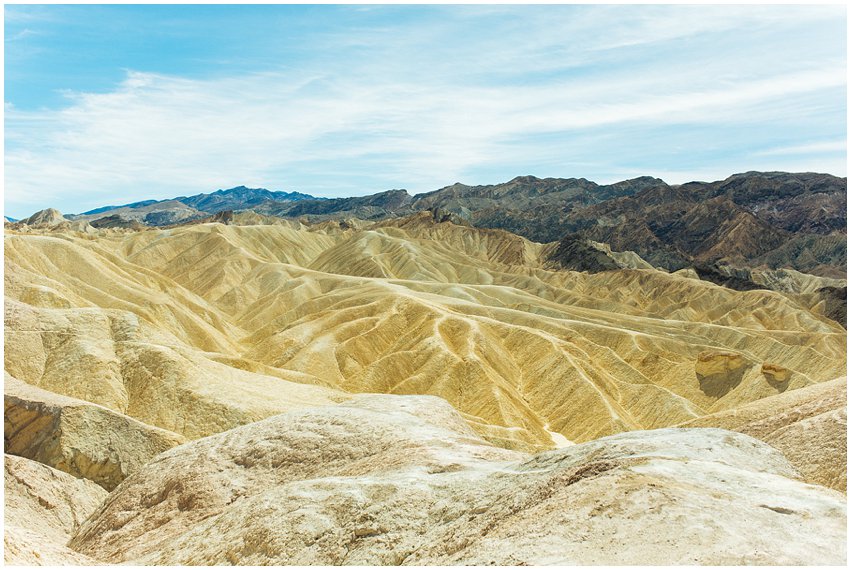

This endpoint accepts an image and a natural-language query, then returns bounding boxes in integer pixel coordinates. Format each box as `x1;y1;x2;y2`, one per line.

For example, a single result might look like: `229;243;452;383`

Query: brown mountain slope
708;171;847;234
665;196;789;263
39;171;846;277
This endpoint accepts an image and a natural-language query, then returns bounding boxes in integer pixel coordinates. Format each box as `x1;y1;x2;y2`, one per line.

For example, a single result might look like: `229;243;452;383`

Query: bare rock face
4;454;106;565
69;395;847;565
681;377;847;492
548;233;654;272
5;221;845;451
4;526;102;566
695;350;746;376
4;373;186;490
3;296;347;442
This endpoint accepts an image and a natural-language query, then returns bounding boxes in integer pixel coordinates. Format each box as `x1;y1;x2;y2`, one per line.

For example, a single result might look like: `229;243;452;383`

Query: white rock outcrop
70;395;847;565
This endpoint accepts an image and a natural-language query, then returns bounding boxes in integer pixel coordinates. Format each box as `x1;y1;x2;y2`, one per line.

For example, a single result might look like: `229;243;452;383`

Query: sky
4;3;848;218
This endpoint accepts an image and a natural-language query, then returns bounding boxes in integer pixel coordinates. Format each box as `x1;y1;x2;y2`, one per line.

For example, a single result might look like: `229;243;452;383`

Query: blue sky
4;3;847;218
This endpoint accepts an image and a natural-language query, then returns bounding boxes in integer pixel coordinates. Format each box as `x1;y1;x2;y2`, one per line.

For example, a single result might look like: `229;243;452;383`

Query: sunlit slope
68;396;848;566
4;218;845;450
4;231;347;439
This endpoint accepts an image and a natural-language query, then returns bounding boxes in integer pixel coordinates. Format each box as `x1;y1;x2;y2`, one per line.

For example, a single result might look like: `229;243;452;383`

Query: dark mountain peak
65;185;319;224
595;176;667;201
507;175;542;184
415;176;602;206
719;170;845;187
359;188;412;208
209;185;316;198
428;182;469;194
204;185;263;196
78;200;158;217
720;170;844;182
175;186;317;214
255;188;412;220
374;188;410;197
724;170;783;179
618;175;666;186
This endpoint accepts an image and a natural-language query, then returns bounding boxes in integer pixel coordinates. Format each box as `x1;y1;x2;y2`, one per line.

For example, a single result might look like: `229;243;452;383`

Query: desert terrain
4;173;847;565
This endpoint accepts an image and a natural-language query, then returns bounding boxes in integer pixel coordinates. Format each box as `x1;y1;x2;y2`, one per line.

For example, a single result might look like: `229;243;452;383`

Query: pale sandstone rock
5;525;102;566
4;208;847;566
695;350;747;376
69;396;846;565
21;208;67;227
5;373;185;490
761;362;792;384
681;377;847;491
4;454;106;565
694;350;753;398
3;299;348;441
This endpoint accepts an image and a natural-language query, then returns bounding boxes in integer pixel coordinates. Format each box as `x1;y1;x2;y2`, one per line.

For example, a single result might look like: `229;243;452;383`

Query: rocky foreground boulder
69;395;846;565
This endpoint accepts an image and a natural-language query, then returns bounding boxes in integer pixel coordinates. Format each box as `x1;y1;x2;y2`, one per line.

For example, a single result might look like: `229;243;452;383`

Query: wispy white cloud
754;140;847;157
5;28;41;42
3;4;846;216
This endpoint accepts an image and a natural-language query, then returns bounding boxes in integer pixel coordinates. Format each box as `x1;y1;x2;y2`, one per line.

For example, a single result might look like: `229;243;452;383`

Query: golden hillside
4;215;846;451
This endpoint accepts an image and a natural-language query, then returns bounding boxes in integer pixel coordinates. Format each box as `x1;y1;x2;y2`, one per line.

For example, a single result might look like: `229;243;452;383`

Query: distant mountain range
16;171;848;278
262;172;846;277
66;186;318;226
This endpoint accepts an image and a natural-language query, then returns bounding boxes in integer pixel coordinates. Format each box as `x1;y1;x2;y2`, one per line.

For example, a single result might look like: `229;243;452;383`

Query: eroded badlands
4;213;847;564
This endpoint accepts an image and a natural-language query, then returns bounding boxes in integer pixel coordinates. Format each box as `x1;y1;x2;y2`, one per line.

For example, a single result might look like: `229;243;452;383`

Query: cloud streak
4;4;846;217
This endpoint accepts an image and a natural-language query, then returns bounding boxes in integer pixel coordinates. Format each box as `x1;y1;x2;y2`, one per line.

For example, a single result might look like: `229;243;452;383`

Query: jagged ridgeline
4;171;847;564
54;171;846;278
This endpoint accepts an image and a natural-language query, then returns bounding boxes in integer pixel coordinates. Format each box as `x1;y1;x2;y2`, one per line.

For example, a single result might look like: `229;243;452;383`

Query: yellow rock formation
5;373;186;490
4;454;106;565
4;218;846;451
